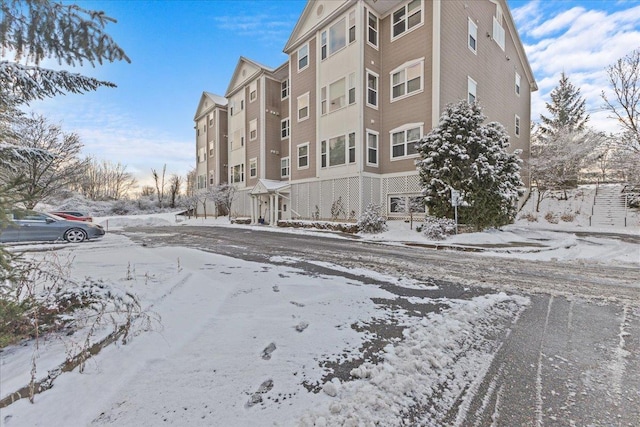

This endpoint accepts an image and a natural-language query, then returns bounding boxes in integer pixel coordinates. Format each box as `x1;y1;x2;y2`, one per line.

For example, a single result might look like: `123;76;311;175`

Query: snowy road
120;225;640;425
2;226;638;426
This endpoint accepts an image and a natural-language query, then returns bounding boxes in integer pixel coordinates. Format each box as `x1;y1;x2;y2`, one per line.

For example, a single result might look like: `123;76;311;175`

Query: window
240;99;244;110
249;119;257;141
468;18;477;53
321;86;327;115
391;59;423;101
298;92;309;121
515;115;521;137
367;131;378;166
515;72;521;96
389;195;424;214
281;118;290;139
249;82;257;102
368;10;378;47
249;158;257;178
391;125;421;159
329;17;346;55
232;129;243;150
329;135;345;166
493;4;505;50
209;113;215;127
321;140;327;168
198;147;205;163
392;0;422;39
468;76;477;104
329;78;346;112
348;132;356;163
229;101;234;116
281;79;289;99
231;164;244;184
366;70;378;107
297;143;309;169
197;174;206;189
348;73;356;105
298;44;309;71
321;30;328;60
209;171;214;185
281;157;290;177
348;11;356;43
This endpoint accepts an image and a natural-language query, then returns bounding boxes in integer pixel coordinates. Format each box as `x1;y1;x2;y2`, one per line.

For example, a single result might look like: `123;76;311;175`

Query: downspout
432;0;442;129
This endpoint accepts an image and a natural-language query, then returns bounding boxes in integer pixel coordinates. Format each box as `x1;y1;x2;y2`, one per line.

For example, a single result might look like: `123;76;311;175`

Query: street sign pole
451;189;460;234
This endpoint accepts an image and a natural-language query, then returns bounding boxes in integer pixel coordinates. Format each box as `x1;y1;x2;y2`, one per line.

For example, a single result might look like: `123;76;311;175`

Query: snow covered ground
1;186;638;426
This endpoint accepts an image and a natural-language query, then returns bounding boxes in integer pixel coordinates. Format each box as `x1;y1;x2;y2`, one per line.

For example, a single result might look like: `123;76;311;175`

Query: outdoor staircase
591;185;629;227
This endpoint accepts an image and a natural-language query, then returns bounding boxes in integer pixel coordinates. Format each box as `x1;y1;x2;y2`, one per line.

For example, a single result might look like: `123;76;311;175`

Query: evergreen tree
540;72;589;135
1;0;129;279
0;0;131;106
417;101;523;231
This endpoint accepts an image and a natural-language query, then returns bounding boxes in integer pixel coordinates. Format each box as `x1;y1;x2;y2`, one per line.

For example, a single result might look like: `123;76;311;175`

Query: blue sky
23;0;640;187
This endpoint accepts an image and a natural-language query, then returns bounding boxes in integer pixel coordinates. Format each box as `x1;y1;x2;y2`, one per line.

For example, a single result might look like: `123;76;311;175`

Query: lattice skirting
229;173;422;220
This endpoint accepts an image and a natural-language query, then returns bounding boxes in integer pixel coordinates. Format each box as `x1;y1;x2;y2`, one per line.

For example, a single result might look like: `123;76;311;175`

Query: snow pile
299;293;529;426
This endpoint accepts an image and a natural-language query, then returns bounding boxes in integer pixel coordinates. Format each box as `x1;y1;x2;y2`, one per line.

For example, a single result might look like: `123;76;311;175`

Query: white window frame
492;4;506;51
297;92;309;122
388;194;425;215
281;118;290;139
348;72;356;105
328;17;346;57
515;72;521;96
367;10;379;48
249;119;257;141
515;115;521;137
468;18;477;54
390;123;422;160
366;69;379;108
321;86;327;115
281;79;289;99
297;142;309;169
390;58;424;102
348;10;356;44
348;132;356;164
249;81;257;102
281;157;290;177
297;43;309;72
468;76;477;104
391;0;423;41
231;163;244;184
366;130;379;167
249;158;257;178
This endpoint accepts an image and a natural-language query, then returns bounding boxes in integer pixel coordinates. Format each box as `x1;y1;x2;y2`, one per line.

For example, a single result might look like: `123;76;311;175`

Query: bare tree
168;174;182;209
602;49;640;155
151;164;167;208
77;157;137;200
140;185;155;197
185;168;196;198
211;184;237;220
6;114;88;209
529;129;604;210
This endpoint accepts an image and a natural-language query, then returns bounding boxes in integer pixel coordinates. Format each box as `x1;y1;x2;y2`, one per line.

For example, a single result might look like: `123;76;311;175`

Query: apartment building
194;0;536;223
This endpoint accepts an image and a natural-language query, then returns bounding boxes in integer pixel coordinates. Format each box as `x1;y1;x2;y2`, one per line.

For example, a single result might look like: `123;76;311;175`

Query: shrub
544;212;559;224
560;212;575;222
357;203;387;234
110;200;130;215
520;212;538;222
422;216;457;240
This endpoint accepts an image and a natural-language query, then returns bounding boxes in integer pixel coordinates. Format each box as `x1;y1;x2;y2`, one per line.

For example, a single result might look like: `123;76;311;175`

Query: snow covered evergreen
416;101;523;231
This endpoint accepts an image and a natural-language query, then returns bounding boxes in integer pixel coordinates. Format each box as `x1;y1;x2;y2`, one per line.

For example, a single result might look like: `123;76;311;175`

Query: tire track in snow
536;296;553;426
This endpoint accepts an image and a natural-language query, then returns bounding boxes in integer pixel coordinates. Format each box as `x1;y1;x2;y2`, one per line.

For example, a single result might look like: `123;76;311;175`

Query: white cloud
514;1;640;135
28;97;194;185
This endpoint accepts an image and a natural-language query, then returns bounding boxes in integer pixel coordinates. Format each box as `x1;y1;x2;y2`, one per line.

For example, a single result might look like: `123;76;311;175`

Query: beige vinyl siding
378;3;433;175
439;0;530;159
290;36;317;181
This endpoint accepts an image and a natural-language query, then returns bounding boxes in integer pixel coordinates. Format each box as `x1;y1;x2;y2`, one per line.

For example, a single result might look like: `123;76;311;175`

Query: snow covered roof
250;179;291;195
194;91;227;121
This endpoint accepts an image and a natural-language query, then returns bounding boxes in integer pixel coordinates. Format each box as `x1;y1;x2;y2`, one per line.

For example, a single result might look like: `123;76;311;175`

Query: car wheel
64;228;87;243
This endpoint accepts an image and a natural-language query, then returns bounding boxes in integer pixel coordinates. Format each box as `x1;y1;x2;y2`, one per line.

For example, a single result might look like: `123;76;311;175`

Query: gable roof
499;0;538;91
194;91;227;121
225;56;276;98
283;0;351;54
250;179;290;195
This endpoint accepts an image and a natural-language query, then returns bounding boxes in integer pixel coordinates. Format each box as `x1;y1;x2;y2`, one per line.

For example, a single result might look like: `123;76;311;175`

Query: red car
49;211;93;222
